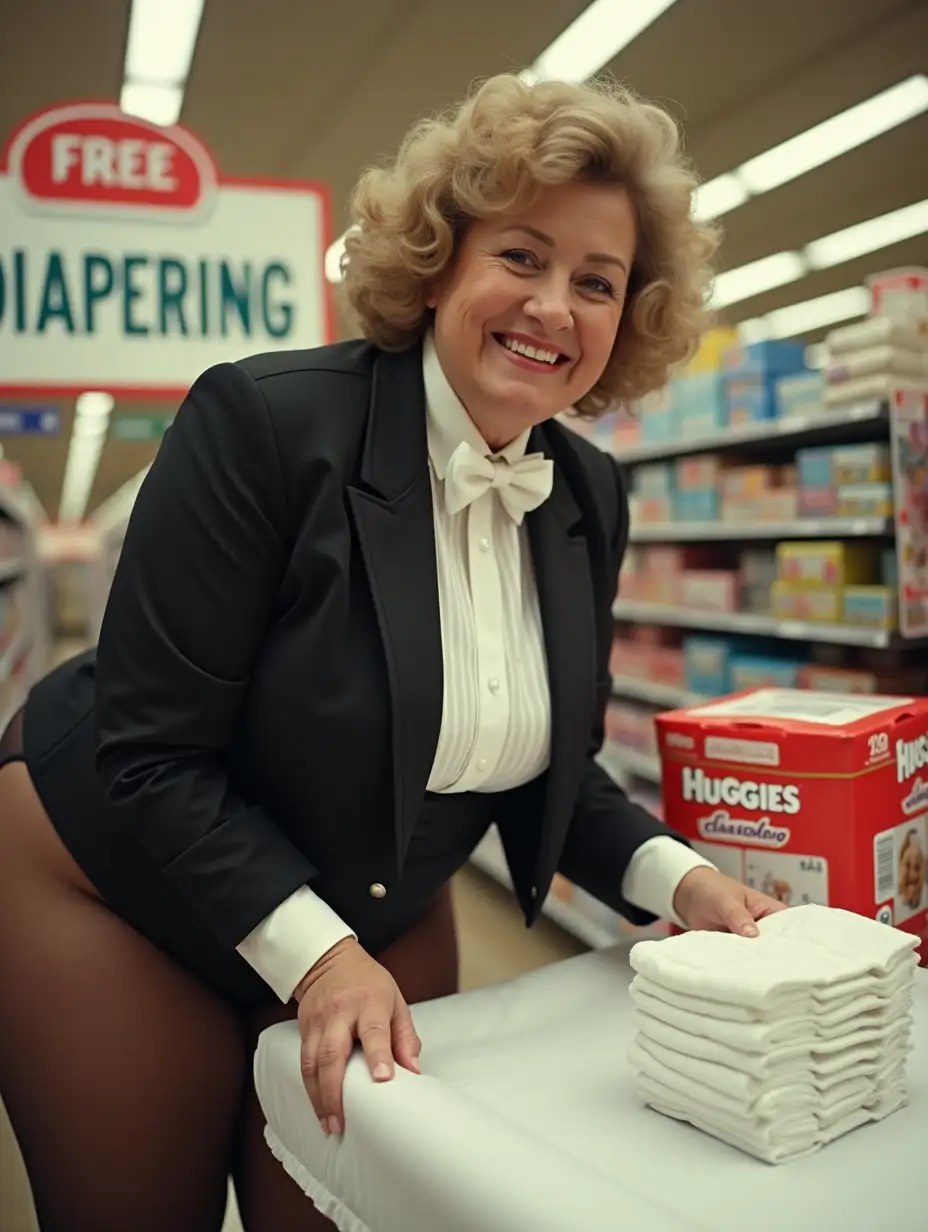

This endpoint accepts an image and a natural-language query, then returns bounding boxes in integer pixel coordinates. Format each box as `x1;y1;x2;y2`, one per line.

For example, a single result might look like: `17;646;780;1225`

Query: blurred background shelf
611;676;706;709
629;516;893;543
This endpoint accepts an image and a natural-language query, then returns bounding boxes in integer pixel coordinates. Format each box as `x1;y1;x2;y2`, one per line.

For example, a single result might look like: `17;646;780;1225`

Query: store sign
890;386;928;638
110;413;173;441
0;405;60;435
0;102;332;398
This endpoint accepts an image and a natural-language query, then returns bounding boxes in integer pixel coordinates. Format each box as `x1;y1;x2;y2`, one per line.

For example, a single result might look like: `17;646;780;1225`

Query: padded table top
254;945;928;1232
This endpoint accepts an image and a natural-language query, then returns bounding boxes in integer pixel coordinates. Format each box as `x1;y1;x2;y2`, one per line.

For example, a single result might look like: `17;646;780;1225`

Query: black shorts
13;652;275;1011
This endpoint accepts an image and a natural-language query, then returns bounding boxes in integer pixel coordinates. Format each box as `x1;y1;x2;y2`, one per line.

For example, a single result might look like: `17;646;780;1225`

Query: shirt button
478;537;490;553
368;882;387;899
476;758;487;772
488;677;500;694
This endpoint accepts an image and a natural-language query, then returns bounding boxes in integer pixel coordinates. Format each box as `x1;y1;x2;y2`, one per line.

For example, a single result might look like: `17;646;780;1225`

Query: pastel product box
844;585;898;631
674;453;730;491
646;546;720;575
826;316;927;356
673;489;719;522
830;442;892;486
796;445;836;489
755;487;800;523
655;687;928;959
680;570;739;613
826;345;928;385
672;372;726;437
835;482;895;519
641;406;676;443
865;267;928;328
605;700;660;755
683;635;736;697
633;496;674;524
740;583;773;616
720;464;788;503
688;326;740;374
650;647;687;687
633;462;675;499
770;582;843;624
776;541;880;588
729;655;802;691
724;377;777;426
721;340;808;378
798;486;838;518
824;374;926;407
774;371;826;419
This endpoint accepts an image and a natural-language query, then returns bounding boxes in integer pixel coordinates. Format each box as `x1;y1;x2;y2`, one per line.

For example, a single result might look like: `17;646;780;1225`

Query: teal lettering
123;255;149;336
37;252;75;334
261;262;293;339
14;250;27;332
158;259;188;336
198;260;209;337
83;253;115;333
220;262;252;336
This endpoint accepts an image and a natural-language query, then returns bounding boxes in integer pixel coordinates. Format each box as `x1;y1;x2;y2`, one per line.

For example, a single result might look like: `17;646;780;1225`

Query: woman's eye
582;275;616;296
501;249;537;267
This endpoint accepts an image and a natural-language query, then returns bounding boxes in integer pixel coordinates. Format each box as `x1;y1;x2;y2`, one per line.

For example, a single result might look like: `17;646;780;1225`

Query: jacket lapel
525;424;598;904
347;343;444;871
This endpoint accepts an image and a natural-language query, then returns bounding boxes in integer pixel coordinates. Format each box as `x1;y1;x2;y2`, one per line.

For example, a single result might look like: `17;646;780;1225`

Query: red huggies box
655;689;928;964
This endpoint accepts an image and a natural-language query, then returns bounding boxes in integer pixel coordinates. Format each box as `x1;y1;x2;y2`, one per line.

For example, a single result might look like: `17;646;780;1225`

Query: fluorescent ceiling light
58;393;115;525
696;75;928;221
738;286;870;343
739;75;928;195
525;0;678;85
692;174;749;222
805;198;928;270
711;252;806;310
124;0;205;85
120;82;184;127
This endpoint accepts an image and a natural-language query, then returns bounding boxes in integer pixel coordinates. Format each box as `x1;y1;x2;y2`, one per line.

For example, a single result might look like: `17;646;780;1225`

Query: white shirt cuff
235;886;357;1002
621;836;717;928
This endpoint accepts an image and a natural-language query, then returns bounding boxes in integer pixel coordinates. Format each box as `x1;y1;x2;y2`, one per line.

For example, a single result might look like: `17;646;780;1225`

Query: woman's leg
232;884;461;1232
0;762;246;1232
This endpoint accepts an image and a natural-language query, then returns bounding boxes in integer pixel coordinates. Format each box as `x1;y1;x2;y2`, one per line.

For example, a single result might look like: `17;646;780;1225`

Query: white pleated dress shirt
236;336;713;1001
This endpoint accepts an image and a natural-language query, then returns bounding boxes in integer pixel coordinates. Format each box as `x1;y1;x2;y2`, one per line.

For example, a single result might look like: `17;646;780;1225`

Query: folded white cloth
632;1004;913;1079
630;1032;909;1111
630;977;913;1050
637;1072;907;1165
629;907;918;1011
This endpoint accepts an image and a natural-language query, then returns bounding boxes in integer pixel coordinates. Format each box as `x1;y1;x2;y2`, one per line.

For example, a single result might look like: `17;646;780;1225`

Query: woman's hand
294;937;422;1135
672;867;788;937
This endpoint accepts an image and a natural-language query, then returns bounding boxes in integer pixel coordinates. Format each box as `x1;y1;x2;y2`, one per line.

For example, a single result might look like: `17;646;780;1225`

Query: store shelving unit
611;598;902;649
597;742;662;784
611;676;706;709
629;516;892;543
615;399;887;465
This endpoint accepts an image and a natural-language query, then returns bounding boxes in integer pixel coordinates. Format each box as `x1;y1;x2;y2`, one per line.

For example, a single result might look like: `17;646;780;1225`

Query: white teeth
501;336;560;365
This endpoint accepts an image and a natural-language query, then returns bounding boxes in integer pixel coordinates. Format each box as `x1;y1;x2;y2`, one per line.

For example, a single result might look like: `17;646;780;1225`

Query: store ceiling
1;0;926;521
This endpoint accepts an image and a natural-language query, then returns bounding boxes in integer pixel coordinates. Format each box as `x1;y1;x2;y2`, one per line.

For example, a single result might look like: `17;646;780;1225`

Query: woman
0;74;785;1231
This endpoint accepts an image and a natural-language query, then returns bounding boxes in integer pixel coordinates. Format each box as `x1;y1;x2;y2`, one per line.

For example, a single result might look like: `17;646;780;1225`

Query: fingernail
320;1118;330;1135
741;923;759;937
411;1058;421;1074
373;1063;390;1080
327;1117;340;1135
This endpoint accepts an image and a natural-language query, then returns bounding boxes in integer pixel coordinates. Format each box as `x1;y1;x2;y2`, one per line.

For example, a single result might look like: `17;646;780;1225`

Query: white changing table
254;945;928;1232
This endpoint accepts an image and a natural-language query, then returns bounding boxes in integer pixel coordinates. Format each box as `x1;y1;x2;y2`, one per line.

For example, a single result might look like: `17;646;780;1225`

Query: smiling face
429;181;637;449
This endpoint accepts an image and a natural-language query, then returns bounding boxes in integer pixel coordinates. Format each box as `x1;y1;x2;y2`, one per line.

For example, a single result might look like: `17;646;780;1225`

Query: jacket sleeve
556;454;694;926
94;361;319;947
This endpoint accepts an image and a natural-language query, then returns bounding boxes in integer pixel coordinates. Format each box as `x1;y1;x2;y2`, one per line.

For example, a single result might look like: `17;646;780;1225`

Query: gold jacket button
368;882;387;899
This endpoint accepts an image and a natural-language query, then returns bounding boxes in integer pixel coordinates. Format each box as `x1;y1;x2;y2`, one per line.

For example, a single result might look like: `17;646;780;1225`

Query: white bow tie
443;440;554;525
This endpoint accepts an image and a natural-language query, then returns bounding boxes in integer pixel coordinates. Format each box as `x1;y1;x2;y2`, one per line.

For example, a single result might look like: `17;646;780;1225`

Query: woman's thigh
0;762;246;1232
232;883;460;1232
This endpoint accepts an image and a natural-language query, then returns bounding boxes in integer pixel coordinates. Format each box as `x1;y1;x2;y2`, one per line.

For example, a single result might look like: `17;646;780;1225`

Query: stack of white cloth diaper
627;904;919;1164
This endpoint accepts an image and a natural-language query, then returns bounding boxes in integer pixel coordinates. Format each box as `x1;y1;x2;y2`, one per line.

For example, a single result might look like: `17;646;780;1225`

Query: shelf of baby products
0;469;45;734
470;825;669;951
610;675;706;709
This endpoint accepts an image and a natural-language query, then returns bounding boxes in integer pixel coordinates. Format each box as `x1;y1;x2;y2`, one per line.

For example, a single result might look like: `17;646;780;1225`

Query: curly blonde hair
342;73;720;416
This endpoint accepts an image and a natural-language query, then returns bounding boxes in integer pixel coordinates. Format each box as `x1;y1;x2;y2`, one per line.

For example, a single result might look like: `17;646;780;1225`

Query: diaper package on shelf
627;904;920;1164
655;689;928;965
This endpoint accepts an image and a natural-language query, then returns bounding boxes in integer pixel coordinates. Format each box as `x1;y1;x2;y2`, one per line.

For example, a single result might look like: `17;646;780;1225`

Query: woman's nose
525;282;572;332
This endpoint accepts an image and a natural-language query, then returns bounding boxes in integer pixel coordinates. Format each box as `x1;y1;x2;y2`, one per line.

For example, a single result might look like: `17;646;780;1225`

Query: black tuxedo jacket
94;338;682;950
